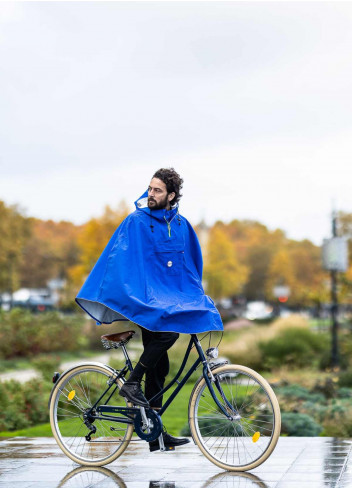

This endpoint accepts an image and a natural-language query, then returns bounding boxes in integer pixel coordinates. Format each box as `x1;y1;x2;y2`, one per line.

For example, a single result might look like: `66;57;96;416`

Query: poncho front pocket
154;250;184;276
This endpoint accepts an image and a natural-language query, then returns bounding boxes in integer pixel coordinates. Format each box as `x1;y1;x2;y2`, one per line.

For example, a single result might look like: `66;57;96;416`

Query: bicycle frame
89;333;234;424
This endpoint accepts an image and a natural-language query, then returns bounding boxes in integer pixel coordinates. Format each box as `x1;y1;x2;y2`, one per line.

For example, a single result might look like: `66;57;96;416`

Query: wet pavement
0;437;352;488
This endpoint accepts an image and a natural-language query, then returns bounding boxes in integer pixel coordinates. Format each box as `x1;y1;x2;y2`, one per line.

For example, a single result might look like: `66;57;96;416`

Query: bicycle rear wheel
189;364;281;471
49;363;134;466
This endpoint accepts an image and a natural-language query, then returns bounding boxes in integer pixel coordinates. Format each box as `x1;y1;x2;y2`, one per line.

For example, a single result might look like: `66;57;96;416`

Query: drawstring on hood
150;210;154;233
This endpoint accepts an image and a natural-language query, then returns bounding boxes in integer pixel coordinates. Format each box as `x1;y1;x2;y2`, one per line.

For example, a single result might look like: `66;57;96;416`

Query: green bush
319;350;349;371
0;378;50;431
258;327;327;370
339;333;352;369
276;384;325;404
321;402;352;437
337;387;352;399
339;369;352;388
311;378;337;399
222;347;263;372
300;401;328;423
32;354;61;382
0;308;87;359
281;412;322;436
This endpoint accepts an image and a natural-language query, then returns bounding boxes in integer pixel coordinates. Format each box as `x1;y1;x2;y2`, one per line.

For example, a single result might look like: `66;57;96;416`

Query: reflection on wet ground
0;437;351;488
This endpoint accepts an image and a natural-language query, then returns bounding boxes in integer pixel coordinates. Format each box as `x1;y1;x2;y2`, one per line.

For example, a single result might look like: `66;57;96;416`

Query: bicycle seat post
100;331;135;373
121;343;133;372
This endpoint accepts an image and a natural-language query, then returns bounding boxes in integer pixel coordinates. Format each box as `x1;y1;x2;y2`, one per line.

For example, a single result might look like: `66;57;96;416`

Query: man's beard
148;194;169;210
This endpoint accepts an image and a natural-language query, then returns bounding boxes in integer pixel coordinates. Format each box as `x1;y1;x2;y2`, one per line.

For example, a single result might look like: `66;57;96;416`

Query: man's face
148;177;175;210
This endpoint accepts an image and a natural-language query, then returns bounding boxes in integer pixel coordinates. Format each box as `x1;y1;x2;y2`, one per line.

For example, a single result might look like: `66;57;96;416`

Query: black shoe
149;427;191;452
119;381;150;408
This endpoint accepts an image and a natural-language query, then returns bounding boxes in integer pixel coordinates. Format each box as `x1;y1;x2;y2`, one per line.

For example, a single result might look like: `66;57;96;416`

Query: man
75;168;223;452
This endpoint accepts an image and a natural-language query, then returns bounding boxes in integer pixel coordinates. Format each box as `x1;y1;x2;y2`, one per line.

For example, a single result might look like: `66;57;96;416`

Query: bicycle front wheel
49;363;134;466
189;364;281;471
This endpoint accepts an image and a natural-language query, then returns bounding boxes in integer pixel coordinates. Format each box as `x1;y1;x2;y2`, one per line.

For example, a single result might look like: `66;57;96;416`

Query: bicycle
49;330;281;471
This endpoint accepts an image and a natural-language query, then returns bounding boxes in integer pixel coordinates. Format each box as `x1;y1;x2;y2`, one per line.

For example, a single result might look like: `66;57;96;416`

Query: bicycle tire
188;364;281;471
49;363;134;466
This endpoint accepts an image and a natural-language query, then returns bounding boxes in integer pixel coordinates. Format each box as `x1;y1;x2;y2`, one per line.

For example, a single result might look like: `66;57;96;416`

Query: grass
0;423;54;437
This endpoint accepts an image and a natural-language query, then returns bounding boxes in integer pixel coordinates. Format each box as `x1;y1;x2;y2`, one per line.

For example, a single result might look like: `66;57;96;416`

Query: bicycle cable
216;331;223;348
190;329;223;352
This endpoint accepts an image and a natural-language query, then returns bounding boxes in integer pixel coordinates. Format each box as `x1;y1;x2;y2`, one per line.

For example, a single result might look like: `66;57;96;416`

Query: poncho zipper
164;214;177;237
164;216;171;237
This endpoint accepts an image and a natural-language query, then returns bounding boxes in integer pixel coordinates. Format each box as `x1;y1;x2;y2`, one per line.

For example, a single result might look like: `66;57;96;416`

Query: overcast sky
1;1;352;246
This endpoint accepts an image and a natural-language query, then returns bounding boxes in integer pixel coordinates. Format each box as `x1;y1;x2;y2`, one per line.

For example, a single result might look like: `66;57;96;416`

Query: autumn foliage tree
203;224;249;300
226;220;285;300
328;211;352;304
19;219;82;288
200;218;331;307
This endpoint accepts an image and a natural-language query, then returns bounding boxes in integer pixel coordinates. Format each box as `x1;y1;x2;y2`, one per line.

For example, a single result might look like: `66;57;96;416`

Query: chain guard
134;409;162;442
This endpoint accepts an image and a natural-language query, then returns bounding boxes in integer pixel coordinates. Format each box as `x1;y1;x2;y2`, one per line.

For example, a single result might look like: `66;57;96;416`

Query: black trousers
138;327;179;409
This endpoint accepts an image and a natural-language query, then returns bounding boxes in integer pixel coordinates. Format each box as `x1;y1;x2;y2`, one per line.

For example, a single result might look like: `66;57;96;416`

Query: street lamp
322;210;349;368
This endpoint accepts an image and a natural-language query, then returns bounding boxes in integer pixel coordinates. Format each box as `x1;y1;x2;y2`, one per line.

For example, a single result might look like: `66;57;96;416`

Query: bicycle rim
49;364;134;466
189;364;281;471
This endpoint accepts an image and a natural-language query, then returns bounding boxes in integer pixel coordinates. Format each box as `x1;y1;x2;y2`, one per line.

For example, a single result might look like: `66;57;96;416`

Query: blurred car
1;288;55;313
215;297;245;321
244;301;274;321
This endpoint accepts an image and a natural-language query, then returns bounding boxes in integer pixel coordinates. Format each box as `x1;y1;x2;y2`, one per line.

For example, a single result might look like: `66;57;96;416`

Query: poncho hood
135;188;178;218
75;189;223;334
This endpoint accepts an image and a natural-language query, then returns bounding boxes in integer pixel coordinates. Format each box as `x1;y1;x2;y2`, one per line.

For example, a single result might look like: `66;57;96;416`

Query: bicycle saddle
101;331;135;345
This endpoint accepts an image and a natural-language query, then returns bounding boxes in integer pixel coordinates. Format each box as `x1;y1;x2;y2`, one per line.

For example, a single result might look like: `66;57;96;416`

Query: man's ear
168;192;175;202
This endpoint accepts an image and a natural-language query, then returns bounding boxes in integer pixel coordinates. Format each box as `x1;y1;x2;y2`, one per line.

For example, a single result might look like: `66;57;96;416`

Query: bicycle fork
203;365;241;421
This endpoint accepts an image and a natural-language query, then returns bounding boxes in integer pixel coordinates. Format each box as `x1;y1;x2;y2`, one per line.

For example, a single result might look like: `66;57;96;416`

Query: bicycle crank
133;408;162;442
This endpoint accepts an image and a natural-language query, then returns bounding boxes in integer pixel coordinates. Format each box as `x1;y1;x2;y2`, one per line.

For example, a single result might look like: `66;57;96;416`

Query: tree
19;218;82;288
0;201;31;295
336;211;352;302
265;249;296;301
204;225;248;299
227;220;285;301
287;239;328;306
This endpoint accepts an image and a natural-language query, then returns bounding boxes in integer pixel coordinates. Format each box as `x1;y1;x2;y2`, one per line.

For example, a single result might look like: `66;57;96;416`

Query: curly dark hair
152;167;184;206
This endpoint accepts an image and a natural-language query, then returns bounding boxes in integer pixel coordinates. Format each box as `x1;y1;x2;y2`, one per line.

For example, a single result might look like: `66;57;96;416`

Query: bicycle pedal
161;446;175;452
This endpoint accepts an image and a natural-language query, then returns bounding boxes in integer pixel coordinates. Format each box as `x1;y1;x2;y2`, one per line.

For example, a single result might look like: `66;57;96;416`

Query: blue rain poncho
75;189;223;334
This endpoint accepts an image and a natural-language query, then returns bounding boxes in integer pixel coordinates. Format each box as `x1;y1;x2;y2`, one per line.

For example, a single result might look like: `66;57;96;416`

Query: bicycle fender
209;360;228;371
47;362;118;409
